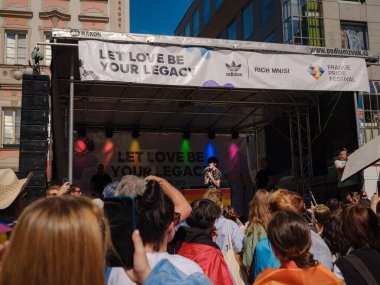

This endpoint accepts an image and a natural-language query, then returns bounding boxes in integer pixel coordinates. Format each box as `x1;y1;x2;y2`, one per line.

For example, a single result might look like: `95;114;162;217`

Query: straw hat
0;169;32;210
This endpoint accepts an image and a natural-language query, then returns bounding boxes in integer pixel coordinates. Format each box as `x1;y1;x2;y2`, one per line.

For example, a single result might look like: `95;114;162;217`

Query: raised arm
145;175;191;222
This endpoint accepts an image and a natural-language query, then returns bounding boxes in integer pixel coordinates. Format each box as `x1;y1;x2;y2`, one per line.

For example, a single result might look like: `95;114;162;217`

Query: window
193;9;200;36
260;0;273;23
227;20;237;40
282;0;324;46
242;3;254;39
203;0;211;25
44;33;52;66
341;22;368;50
356;90;380;146
264;32;275;43
6;32;27;65
185;22;191;37
2;109;21;146
341;0;365;3
215;0;224;11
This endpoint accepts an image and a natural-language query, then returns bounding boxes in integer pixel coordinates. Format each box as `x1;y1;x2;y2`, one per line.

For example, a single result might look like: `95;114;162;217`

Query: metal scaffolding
288;109;315;198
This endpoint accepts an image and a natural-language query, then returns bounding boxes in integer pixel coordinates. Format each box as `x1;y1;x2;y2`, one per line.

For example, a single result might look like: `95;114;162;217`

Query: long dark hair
321;209;349;256
268;211;317;268
135;180;174;251
341;204;380;250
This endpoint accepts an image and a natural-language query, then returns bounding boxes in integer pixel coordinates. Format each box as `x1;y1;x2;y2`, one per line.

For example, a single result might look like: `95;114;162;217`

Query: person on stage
204;157;222;190
334;147;359;202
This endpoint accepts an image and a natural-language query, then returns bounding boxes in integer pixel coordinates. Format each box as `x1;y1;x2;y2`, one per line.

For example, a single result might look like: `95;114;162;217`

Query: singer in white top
204;156;222;190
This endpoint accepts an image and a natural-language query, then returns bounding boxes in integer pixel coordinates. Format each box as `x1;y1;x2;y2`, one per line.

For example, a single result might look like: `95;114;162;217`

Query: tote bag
223;221;248;285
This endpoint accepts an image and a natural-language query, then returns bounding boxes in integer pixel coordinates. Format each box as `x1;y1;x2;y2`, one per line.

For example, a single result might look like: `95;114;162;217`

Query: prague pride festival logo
308;65;325;80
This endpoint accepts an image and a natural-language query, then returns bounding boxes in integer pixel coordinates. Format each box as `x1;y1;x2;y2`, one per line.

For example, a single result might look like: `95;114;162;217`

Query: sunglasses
173;212;181;226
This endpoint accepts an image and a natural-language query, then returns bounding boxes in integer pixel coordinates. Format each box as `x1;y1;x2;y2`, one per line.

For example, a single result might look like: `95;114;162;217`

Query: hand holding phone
58;182;70;196
104;196;136;269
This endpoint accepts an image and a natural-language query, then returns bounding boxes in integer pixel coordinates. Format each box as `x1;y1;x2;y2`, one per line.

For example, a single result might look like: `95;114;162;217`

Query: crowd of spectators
0;167;380;285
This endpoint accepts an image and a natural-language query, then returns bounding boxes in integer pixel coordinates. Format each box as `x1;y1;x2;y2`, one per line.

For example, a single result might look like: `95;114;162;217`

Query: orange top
254;261;343;285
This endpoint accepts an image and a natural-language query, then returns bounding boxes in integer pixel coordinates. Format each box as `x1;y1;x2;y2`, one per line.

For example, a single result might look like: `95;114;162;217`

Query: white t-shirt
334;159;346;180
107;252;203;285
334;159;358;187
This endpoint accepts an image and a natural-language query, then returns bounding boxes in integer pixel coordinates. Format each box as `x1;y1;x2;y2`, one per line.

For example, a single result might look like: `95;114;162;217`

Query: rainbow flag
182;188;231;206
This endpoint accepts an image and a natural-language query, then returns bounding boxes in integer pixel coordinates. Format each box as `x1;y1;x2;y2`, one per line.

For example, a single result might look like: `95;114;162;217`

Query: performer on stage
204;156;222;190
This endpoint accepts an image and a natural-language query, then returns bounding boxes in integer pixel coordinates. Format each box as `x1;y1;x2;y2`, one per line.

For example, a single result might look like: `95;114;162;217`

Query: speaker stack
18;74;50;199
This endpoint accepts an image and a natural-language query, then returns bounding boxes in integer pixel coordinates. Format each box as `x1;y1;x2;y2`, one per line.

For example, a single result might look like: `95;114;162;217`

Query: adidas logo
225;61;242;76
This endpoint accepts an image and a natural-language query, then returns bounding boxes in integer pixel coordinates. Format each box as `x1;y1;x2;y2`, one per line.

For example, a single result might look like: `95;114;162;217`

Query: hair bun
138;180;163;209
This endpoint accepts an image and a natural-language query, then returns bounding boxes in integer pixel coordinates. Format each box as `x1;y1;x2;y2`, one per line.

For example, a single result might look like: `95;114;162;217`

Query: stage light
205;141;216;160
132;124;140;139
183;128;191;140
231;128;239;139
74;139;87;153
105;124;113;138
181;139;190;164
208;128;216;140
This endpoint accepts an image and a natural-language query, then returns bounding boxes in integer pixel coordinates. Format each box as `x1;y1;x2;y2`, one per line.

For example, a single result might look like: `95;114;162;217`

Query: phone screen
104;196;136;269
304;194;312;209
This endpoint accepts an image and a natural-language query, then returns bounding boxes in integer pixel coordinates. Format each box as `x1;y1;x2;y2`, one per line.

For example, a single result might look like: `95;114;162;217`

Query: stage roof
49;29;378;135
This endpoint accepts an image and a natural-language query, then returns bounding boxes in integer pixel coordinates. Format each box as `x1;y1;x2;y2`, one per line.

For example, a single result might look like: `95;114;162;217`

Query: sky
130;0;192;35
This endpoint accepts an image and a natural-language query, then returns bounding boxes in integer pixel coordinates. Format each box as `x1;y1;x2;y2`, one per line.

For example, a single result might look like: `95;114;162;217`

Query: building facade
0;0;130;170
175;0;380;53
175;0;380;144
175;0;380;184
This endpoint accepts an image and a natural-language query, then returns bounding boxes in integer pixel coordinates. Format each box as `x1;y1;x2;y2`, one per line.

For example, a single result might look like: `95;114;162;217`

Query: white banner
78;40;370;92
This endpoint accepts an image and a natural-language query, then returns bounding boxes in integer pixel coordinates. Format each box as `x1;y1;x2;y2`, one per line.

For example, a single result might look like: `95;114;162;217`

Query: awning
342;134;380;181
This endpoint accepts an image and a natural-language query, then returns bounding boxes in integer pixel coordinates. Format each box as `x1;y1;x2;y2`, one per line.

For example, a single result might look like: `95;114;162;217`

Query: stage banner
73;132;253;193
78;40;370;92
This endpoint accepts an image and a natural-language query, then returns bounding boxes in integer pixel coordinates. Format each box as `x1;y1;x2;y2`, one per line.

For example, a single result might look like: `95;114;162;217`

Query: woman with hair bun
109;178;204;285
254;211;343;285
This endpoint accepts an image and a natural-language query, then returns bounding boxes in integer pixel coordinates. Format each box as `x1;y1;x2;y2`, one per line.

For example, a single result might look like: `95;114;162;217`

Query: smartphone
103;196;136;269
63;178;70;184
304;194;312;209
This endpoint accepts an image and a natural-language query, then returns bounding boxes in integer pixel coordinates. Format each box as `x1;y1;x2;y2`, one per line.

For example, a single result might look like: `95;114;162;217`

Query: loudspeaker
20;140;48;154
18;74;50;198
22;74;49;95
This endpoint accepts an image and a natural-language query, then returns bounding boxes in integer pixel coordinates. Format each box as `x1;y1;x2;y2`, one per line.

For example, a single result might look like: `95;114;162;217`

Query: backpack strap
343;254;378;285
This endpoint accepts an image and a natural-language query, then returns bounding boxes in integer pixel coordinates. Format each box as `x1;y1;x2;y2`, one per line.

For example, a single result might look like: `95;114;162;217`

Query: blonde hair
247;189;271;233
269;189;304;215
0;196;109;285
203;189;223;208
46;184;60;194
312;204;331;226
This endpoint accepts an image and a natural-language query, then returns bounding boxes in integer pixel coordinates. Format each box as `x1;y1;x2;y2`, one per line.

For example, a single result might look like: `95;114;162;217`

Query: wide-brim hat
0;169;32;210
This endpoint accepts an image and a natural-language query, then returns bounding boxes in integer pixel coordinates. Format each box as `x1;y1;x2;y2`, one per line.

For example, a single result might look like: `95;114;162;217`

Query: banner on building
78;40;370;92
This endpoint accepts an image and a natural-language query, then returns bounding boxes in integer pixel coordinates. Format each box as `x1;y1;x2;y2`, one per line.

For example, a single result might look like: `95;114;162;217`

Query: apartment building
0;0;130;170
175;0;380;182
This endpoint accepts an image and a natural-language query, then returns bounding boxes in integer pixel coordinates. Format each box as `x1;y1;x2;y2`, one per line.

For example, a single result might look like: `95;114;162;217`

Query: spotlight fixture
208;128;216;140
231;128;239;139
131;124;140;139
183;128;191;140
105;124;113;138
